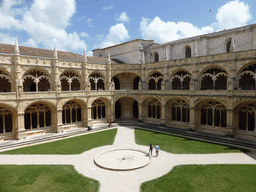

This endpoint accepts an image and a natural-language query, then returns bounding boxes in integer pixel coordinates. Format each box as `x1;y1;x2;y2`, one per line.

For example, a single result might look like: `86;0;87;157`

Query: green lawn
141;164;256;192
0;128;117;154
135;128;248;154
0;165;99;192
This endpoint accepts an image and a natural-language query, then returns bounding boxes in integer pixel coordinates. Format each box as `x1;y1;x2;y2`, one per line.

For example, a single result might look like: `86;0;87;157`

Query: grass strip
135;128;248;154
0;165;99;192
1;128;117;154
141;164;256;192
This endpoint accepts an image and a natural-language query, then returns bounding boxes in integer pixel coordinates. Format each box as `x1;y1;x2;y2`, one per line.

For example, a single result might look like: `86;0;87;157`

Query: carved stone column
138;103;143;123
189;107;197;131
225;109;234;137
16;112;26;139
160;105;166;126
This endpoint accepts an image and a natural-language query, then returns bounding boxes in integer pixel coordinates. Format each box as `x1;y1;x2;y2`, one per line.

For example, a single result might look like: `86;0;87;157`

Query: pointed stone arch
88;72;105;90
59;70;81;91
23;68;51;92
200;66;228;90
170;69;192;90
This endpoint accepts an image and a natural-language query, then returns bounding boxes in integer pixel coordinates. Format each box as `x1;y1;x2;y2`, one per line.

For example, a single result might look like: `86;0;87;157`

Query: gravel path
0;126;255;192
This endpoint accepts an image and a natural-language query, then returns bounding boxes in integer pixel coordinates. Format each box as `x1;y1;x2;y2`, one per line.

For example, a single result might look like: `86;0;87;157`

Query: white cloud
80;32;89;38
140;0;252;43
215;0;252;30
0;0;87;52
87;51;93;56
0;33;15;44
98;23;130;48
140;17;214;43
21;38;38;47
25;0;76;29
116;12;130;22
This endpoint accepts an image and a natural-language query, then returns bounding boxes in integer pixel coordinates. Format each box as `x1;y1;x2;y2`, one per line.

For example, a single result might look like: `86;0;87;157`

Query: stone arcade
0;24;256;141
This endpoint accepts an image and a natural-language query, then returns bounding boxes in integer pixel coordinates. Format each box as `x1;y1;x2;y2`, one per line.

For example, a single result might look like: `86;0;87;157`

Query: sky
0;0;255;56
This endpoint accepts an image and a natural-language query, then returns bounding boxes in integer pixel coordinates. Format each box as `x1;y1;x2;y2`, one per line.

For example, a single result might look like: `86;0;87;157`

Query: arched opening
112;73;140;90
115;100;121;119
154;52;159;62
0;71;11;92
112;76;120;90
148;72;163;90
23;70;50;92
148;99;161;119
0;107;13;134
239;64;256;90
91;100;106;120
200;101;226;128
62;101;81;124
24;103;51;130
133;76;141;90
171;71;191;90
226;41;231;53
89;73;104;90
201;68;227;90
171;100;190;123
185;47;191;58
60;71;80;91
115;97;138;120
235;103;256;133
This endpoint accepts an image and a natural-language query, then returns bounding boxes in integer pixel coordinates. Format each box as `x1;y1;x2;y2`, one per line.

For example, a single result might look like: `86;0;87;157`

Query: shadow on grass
135;128;251;153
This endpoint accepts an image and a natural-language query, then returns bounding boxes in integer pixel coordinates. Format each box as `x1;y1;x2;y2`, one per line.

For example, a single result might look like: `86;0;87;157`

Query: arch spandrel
88;70;106;79
146;70;164;80
22;67;52;79
0;67;13;82
194;98;227;109
170;68;192;78
0;103;17;114
198;65;228;78
114;95;139;104
165;97;190;106
237;61;256;74
141;96;162;105
22;100;57;112
87;96;111;107
59;69;82;79
57;98;87;109
111;72;141;79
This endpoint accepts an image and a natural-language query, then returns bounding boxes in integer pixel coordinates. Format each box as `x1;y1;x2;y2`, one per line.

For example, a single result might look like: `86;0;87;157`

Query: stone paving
0;126;256;192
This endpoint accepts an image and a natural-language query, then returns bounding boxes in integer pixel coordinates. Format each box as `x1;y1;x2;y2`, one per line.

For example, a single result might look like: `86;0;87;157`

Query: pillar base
16;130;26;140
188;122;196;132
138;119;143;123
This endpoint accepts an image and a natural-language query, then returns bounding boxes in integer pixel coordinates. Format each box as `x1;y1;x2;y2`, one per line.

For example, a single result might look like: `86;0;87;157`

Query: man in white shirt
155;144;160;157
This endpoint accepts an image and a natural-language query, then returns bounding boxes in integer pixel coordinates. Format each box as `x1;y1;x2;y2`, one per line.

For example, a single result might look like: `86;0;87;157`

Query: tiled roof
0;44;121;64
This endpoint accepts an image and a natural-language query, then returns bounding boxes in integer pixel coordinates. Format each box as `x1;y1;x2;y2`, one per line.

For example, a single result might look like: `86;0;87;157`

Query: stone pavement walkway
0;126;256;192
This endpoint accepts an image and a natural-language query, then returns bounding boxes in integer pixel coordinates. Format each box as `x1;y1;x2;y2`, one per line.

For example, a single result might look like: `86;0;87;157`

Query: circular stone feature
94;149;151;171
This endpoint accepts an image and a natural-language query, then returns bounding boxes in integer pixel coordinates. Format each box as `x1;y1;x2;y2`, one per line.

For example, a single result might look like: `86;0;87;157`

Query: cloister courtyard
0;124;255;192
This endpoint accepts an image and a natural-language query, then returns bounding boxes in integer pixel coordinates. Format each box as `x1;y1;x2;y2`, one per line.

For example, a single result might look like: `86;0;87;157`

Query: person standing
155;144;160;157
149;143;153;156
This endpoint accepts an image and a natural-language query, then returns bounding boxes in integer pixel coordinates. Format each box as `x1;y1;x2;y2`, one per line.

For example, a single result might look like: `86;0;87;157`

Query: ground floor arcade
0;96;255;141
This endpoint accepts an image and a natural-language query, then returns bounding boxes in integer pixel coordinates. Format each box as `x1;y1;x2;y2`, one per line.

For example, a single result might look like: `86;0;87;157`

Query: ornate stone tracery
24;103;51;130
148;99;161;119
0;107;12;134
148;72;163;90
60;71;80;91
23;70;50;92
62;101;81;124
200;101;226;128
92;100;106;120
171;100;190;123
89;73;104;90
